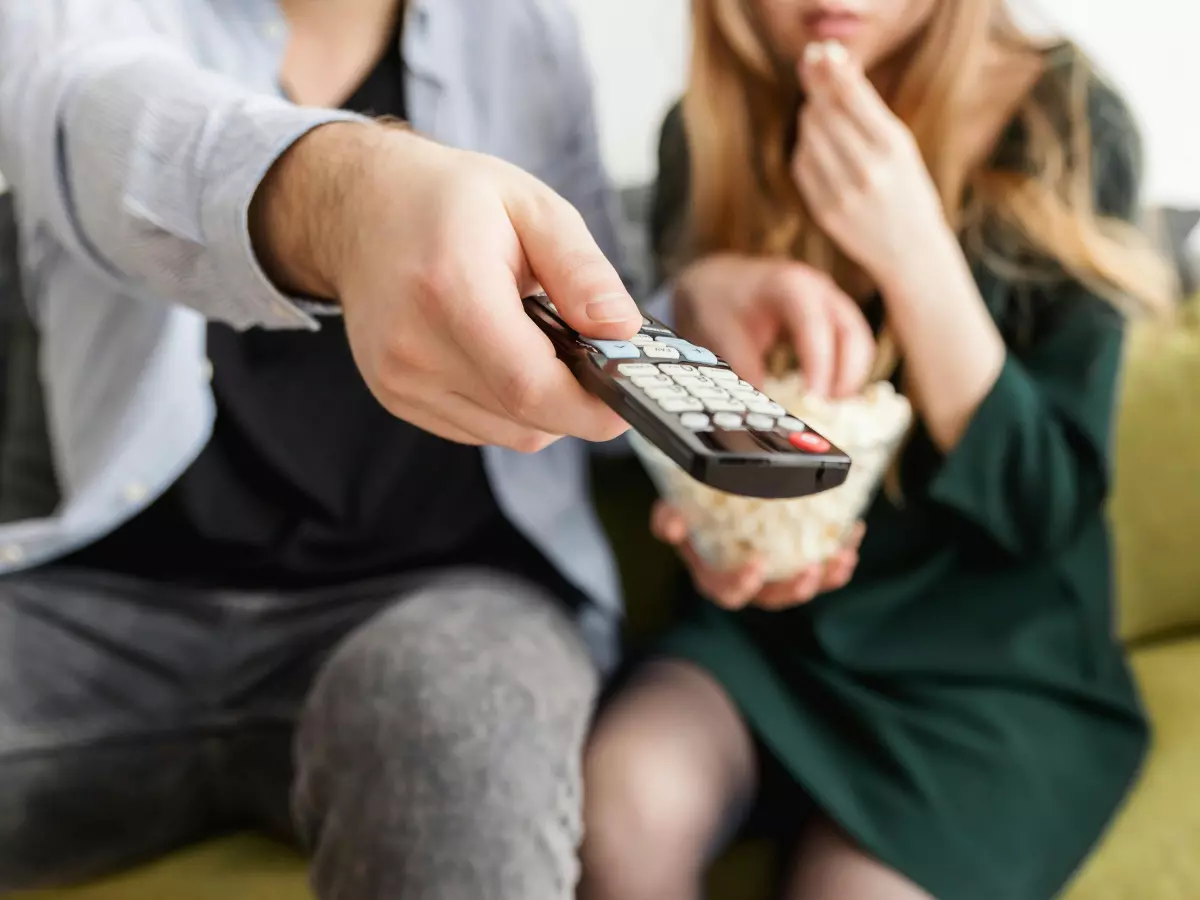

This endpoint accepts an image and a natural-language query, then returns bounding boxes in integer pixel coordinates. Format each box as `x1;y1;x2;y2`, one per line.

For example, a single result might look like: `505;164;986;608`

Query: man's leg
292;571;599;900
0;569;225;890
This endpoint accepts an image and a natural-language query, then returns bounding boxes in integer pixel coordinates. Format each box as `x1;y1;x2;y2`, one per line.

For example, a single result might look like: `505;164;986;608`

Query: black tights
578;660;933;900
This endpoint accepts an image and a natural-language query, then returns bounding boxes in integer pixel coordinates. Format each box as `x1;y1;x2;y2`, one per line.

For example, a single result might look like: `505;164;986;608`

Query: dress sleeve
925;79;1145;558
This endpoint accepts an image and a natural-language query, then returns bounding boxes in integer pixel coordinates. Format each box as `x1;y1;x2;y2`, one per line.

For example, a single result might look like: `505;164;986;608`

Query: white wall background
571;0;1200;207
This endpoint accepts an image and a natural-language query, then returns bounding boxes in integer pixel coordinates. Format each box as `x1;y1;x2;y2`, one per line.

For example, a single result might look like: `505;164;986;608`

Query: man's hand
673;254;875;398
251;122;642;452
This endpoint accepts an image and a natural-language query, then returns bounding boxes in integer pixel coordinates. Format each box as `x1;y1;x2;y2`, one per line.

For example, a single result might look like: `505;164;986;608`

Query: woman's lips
804;10;864;41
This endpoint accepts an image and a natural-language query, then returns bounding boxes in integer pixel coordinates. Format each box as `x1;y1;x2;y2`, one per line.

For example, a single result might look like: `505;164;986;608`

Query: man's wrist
249;120;382;301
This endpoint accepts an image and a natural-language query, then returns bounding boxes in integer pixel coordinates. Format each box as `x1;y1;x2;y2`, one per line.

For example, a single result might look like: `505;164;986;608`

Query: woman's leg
782;816;932;900
579;659;758;900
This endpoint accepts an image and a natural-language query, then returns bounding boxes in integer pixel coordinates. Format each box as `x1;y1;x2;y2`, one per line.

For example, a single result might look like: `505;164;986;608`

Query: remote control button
673;374;715;388
658;364;697;376
777;415;806;431
587;340;642;359
646;386;687;399
747;399;787;416
617;363;658;376
788;431;832;454
712;412;744;429
679;412;710;430
687;385;730;399
660;397;704;413
632;374;673;388
630;333;655;346
642;343;681;360
653;337;721;365
746;413;777;430
738;380;756;390
704;367;739;382
727;385;760;398
703;398;747;413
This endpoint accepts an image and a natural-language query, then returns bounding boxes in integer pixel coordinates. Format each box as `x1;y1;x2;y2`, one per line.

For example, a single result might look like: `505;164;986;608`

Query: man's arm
0;2;363;329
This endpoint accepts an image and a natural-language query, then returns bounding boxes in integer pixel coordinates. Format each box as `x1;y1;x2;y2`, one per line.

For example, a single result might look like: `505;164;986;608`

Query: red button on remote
788;431;831;454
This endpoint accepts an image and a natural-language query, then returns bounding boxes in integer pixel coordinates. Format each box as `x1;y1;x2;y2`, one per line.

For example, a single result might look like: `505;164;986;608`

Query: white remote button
687;385;730;399
712;412;744;429
705;368;739;383
703;398;747;413
747;399;787;416
660;397;704;413
617;363;658;377
673;375;715;388
738;380;756;390
777;416;807;431
630;333;655;346
746;413;777;430
642;343;681;360
646;386;687;399
727;385;760;398
658;364;697;376
679;412;710;430
633;374;673;388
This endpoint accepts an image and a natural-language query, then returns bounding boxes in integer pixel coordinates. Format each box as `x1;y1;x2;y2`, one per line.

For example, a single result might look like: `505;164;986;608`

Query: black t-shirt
67;30;574;598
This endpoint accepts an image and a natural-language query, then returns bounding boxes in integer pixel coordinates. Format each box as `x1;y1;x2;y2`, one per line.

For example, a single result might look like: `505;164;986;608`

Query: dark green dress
651;57;1149;900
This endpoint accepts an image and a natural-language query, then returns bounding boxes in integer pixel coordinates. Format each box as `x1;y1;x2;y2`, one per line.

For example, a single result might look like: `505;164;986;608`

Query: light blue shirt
0;0;640;669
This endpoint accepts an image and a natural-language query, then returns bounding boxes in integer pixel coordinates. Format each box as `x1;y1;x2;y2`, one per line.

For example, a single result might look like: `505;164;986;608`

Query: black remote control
523;293;851;499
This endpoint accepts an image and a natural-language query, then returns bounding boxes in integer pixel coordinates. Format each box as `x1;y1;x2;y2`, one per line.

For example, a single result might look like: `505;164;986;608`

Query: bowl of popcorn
630;372;913;581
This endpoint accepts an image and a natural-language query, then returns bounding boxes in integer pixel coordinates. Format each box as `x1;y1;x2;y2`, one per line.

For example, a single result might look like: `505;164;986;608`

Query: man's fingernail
586;293;635;323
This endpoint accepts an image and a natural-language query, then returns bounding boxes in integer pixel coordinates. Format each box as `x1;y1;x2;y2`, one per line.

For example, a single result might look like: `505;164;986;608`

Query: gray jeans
0;567;599;900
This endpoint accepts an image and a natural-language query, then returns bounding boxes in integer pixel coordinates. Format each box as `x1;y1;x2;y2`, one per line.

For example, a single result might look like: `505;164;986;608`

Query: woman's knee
581;661;756;887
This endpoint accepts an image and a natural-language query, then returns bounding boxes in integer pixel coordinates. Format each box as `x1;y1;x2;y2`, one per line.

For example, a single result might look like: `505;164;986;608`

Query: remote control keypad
591;320;832;455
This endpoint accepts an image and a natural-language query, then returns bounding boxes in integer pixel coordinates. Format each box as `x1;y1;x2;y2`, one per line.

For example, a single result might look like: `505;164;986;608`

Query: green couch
17;299;1200;900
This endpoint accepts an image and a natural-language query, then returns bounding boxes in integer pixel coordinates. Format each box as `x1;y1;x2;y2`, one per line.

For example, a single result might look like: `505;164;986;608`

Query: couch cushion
1063;638;1200;900
1111;297;1200;644
14;836;309;900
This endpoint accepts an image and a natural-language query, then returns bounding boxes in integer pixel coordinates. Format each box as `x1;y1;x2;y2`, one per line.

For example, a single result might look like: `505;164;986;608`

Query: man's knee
293;574;598;899
297;573;597;763
293;573;598;895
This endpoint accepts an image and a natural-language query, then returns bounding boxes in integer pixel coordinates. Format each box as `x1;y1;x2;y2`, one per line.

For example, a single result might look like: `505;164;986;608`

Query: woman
580;2;1177;899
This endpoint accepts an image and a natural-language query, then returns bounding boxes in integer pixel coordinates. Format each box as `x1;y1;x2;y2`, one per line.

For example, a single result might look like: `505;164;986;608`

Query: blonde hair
680;0;1178;495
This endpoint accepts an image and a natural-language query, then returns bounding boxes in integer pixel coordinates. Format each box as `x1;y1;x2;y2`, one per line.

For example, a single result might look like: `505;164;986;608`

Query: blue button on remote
655;337;719;365
586;340;642;360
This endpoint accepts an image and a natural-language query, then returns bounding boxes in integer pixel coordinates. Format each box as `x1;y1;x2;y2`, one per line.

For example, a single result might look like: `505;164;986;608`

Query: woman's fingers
651;502;765;610
755;565;823;610
650;501;689;546
687;545;765;611
802;42;896;146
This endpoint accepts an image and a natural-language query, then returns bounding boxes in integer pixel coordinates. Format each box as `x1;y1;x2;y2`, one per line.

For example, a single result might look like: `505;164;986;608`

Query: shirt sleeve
532;1;633;295
924;78;1145;558
0;2;366;330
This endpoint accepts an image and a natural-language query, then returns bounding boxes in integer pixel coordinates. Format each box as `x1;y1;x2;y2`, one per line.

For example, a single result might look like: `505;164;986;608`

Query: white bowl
630;376;912;580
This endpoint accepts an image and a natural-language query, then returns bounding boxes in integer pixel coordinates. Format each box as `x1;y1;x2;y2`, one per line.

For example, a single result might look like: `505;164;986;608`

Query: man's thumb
507;184;641;340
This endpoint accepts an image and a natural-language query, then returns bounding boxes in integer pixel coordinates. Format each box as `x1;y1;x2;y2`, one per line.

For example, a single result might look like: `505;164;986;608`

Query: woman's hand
674;254;875;398
651;501;865;611
792;43;950;288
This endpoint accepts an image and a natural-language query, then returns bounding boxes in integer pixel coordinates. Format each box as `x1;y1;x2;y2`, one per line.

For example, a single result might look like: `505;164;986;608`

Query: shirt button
1;544;25;564
123;482;149;504
200;359;214;383
265;20;286;40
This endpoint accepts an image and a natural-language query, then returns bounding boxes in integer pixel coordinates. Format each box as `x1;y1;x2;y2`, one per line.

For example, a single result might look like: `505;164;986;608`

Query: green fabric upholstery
1110;299;1200;644
16;298;1200;900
